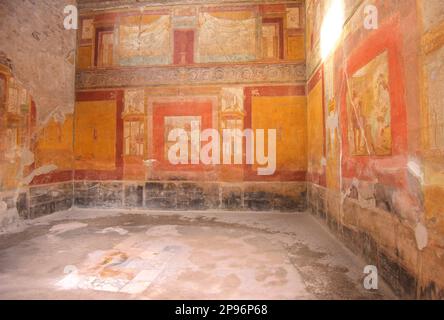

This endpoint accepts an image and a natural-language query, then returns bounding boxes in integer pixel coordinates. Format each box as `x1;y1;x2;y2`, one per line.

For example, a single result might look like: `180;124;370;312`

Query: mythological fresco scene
0;0;443;302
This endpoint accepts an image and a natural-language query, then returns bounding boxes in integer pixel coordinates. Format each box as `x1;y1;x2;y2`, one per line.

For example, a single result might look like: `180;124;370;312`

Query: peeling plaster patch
97;227;129;236
341;178;360;203
52;110;66;124
392;191;421;224
1;201;20;233
22;164;58;185
351;178;359;187
357;183;376;208
49;222;88;235
415;223;428;251
20;148;35;167
4;146;19;163
407;159;424;184
39;107;68;129
0;208;25;234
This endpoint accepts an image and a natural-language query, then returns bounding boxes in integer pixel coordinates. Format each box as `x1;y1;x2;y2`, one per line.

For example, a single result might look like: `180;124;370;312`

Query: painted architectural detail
77;2;305;69
7;77;28;114
220;87;245;163
97;31;114;67
76;63;306;88
0;67;35;192
173;30;195;65
124;89;145;115
119;15;172;66
81;19;94;40
286;7;301;29
197;12;257;63
123;89;146;158
262;23;280;60
221;87;244;112
124;121;145;156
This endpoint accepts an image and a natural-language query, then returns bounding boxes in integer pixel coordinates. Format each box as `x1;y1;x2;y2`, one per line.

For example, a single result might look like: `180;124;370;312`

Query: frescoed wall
346;51;392;156
418;0;444;298
77;2;306;69
0;0;76;230
119;15;172;66
1;0;443;299
305;0;444;299
247;86;307;181
306;68;325;186
73;84;306;182
72;1;308;213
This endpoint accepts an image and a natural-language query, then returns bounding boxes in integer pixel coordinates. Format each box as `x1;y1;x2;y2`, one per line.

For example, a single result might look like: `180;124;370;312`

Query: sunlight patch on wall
320;0;345;60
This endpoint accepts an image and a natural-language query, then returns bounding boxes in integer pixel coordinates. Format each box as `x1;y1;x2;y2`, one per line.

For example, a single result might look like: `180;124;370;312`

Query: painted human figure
373;73;391;153
350;90;366;154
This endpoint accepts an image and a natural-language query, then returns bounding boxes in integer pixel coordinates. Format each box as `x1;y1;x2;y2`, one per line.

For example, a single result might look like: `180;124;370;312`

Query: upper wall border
76;62;306;89
78;0;304;12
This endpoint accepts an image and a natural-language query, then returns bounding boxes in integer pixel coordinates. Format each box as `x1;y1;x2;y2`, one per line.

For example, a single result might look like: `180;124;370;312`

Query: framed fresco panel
340;18;408;187
346;51;392;156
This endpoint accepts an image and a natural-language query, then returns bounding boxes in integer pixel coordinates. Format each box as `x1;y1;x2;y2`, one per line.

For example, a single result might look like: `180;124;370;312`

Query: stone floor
0;209;397;300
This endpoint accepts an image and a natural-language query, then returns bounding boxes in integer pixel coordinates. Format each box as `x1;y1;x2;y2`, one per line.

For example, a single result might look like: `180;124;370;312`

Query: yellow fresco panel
74;100;116;170
252;96;307;171
77;46;92;69
287;35;305;61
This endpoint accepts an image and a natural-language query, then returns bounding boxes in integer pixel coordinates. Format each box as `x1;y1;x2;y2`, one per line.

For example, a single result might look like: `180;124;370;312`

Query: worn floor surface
0;209;396;300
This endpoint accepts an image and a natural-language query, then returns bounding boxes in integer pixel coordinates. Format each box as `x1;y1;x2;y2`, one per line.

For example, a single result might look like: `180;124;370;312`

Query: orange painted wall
73;85;307;183
74;100;117;171
35;115;73;171
251;96;307;172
